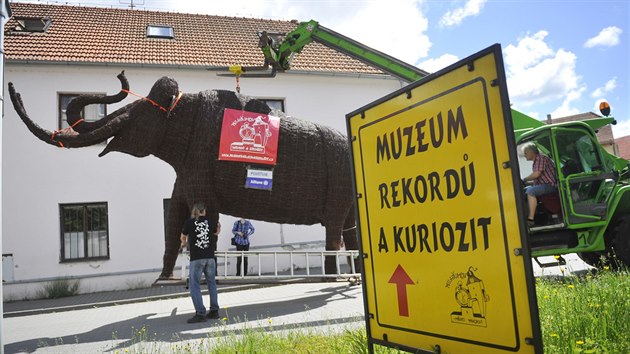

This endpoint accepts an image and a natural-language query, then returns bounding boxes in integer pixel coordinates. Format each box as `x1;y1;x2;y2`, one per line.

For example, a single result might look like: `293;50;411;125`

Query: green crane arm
260;20;429;82
259;19;622;148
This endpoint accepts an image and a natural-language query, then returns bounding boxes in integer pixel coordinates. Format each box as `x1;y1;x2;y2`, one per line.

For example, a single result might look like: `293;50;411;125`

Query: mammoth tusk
8;82;130;148
66;71;130;134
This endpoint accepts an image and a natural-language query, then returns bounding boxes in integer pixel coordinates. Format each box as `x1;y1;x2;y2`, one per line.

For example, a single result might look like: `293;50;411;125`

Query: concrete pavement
2;255;591;353
3;280;270;318
3;280;366;353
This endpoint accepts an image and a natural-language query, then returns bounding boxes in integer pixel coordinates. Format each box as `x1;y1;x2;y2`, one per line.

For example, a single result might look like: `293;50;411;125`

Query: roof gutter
6;59;398;80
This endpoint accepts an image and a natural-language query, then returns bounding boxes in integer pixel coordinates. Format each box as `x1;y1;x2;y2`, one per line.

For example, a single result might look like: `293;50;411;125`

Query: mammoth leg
324;226;343;275
341;211;360;273
159;182;188;279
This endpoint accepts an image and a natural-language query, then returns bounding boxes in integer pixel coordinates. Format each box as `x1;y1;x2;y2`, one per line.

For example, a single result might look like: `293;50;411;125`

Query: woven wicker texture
9;73;358;278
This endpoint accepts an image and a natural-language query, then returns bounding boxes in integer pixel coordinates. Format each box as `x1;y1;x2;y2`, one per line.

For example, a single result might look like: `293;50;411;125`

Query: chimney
546;114;552;124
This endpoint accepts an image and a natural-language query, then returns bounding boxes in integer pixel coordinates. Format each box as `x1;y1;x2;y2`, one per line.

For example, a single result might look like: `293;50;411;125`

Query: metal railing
180;250;360;281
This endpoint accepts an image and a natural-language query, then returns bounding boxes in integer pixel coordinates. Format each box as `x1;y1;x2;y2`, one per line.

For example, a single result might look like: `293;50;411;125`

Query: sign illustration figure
231;115;272;154
219;108;280;165
450;266;490;327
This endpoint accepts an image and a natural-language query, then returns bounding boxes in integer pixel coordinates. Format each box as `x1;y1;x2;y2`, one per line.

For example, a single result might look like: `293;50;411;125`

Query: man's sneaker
206;310;220;319
187;314;207;323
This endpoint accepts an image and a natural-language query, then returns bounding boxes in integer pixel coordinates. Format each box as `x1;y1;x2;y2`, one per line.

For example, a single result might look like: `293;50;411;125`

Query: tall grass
536;269;630;354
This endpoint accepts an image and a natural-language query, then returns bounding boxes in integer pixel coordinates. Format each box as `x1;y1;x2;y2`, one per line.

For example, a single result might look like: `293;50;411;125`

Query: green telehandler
252;19;630;269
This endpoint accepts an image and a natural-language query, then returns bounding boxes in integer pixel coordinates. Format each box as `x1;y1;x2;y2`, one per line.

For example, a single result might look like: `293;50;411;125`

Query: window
147;25;174;39
13;16;52;33
60;203;109;262
261;99;285;112
59;94;107;130
555;129;602;174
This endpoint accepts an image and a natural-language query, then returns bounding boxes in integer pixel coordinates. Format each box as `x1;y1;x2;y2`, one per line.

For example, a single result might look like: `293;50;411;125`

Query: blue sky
14;0;629;137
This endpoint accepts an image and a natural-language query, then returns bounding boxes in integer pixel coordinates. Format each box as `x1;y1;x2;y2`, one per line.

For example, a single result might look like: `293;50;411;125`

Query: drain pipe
1;2;13;352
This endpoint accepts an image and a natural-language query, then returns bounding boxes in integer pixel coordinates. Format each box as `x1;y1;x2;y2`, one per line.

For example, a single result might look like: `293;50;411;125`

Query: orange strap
122;89;183;113
51;118;84;147
51;89;184;147
122;89;167;112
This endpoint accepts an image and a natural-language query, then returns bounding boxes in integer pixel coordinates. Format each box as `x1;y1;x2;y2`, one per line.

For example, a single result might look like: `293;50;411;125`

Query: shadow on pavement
6;283;363;353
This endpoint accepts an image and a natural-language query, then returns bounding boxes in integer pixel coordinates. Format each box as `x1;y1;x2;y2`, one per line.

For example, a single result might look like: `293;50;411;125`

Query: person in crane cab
522;143;558;226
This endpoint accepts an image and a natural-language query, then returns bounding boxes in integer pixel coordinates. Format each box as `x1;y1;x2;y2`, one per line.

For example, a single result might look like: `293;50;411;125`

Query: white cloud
591;77;617;98
526;112;542;120
417;54;459;73
330;1;431;65
549;87;585;118
161;0;272;18
612;119;630;139
164;0;431;66
439;0;487;27
584;26;623;48
504;31;553;72
504;31;583;113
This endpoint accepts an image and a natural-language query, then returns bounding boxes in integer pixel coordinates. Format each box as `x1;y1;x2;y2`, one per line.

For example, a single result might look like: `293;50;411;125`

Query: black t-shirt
182;216;217;261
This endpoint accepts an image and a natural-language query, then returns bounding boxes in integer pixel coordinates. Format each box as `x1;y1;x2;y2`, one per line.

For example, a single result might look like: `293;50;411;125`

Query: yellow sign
347;45;541;353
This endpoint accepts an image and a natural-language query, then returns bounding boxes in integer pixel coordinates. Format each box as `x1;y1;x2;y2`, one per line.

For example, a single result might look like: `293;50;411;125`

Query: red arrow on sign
388;264;415;317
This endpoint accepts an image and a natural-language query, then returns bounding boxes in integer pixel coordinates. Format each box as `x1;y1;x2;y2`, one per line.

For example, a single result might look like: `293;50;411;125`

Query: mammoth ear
147;76;179;109
243;98;272;115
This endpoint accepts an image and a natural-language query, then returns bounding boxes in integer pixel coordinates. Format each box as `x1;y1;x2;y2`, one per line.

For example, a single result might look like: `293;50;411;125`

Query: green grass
117;326;405;354
111;269;629;353
536;268;630;354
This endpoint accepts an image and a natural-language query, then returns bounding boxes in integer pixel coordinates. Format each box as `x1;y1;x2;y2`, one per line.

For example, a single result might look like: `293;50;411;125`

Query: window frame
58;93;108;130
259;98;285;112
13;16;52;33
59;202;110;263
146;25;175;39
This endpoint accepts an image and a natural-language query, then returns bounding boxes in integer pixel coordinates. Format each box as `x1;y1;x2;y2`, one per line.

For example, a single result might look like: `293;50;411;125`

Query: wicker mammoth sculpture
8;71;358;279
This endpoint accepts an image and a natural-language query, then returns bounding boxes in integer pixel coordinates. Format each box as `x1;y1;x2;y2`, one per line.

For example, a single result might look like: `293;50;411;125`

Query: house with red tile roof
544;112;619;156
2;2;411;298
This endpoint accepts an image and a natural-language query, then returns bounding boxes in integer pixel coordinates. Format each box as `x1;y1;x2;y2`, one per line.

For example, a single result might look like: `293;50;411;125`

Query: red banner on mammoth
218;108;280;165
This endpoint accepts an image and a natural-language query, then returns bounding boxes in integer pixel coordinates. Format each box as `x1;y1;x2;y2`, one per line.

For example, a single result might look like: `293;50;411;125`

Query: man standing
522;143;558;226
232;218;255;276
181;202;220;323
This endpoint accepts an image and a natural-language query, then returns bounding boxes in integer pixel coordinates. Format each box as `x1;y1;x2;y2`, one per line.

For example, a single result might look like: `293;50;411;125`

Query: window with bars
60;203;110;262
59;94;107;130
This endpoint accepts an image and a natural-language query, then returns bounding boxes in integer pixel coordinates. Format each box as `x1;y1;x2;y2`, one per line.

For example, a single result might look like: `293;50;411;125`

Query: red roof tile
616;135;630;160
4;3;384;75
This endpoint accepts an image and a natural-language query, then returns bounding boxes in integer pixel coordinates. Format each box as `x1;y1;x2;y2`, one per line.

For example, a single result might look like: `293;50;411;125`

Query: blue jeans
525;184;557;197
189;258;219;316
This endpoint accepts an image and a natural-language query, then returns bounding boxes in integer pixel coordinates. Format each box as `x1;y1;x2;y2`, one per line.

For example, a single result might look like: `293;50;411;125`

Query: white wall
2;64;402;298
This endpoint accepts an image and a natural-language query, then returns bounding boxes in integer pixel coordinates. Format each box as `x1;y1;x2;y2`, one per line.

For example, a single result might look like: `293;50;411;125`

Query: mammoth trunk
8;72;136;148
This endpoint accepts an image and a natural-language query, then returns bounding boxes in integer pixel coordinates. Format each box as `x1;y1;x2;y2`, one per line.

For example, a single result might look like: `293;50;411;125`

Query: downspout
1;2;12;352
